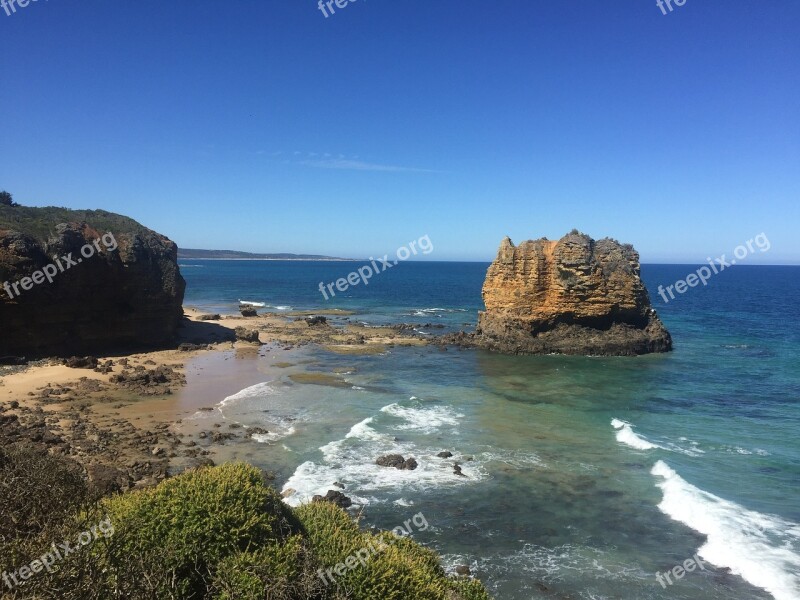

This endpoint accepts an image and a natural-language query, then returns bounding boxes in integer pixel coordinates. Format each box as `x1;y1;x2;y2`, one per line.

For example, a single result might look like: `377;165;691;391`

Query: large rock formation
0;206;185;358
474;231;672;356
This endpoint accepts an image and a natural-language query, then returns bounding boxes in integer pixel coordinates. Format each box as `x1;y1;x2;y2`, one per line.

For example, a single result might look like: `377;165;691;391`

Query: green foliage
0;205;150;243
211;535;324;600
0;459;492;600
294;500;364;565
98;463;299;598
0;190;13;206
447;577;493;600
296;503;486;600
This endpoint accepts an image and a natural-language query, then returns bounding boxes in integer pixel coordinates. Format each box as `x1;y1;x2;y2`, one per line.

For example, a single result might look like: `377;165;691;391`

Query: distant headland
178;248;353;261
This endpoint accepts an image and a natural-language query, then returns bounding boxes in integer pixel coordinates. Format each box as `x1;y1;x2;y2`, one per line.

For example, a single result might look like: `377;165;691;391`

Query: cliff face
0;207;185;358
475;232;672;356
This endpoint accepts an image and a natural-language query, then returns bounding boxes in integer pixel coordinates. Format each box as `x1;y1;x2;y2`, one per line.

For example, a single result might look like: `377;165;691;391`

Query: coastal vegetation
0;448;490;599
0;204;150;245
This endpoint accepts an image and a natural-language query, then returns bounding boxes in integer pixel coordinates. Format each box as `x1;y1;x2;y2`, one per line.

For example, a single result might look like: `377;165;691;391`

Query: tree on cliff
0;191;13;206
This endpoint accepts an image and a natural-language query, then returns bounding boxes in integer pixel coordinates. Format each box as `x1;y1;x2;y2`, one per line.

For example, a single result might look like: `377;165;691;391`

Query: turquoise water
183;261;800;600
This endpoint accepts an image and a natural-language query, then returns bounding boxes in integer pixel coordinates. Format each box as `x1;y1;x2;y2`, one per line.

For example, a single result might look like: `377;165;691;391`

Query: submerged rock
474;231;672;356
376;454;418;470
305;315;327;326
312;489;353;508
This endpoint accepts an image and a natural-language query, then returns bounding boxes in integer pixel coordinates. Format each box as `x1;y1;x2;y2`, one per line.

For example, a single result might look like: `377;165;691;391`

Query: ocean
181;260;800;600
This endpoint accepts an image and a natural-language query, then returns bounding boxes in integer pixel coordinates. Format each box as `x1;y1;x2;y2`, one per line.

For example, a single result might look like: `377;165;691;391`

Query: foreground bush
0;455;491;599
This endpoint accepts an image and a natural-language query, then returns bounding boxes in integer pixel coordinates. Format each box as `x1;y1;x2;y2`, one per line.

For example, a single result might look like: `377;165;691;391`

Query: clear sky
1;1;797;263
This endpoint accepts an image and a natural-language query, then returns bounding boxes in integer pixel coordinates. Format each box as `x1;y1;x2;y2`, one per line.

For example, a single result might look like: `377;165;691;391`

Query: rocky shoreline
0;307;435;493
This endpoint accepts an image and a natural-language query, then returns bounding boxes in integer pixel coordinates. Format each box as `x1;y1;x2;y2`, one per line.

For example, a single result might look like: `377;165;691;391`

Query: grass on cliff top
0;205;151;243
0;448;491;600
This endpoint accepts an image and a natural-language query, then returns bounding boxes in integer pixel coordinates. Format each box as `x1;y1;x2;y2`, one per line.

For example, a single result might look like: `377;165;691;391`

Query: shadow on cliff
176;317;236;346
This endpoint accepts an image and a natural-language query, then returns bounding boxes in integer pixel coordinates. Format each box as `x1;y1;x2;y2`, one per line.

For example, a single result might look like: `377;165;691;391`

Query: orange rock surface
475;231;672;356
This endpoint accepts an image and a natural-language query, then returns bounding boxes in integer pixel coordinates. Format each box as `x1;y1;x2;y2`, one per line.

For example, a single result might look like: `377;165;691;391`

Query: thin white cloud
263;151;439;173
300;158;438;173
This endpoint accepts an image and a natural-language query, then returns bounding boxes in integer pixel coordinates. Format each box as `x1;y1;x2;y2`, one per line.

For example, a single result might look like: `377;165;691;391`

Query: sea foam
611;418;659;450
651;460;800;600
282;401;481;507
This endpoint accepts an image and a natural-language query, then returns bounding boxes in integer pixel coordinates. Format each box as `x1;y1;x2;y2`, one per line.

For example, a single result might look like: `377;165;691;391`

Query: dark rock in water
453;463;466;477
240;307;257;317
455;565;471;576
470;231;672;356
333;481;346;489
313;489;352;509
376;454;418;470
197;313;221;321
234;327;261;344
248;427;269;436
64;356;98;369
0;208;185;357
437;451;453;458
403;457;418;471
376;454;406;468
305;315;327;326
210;431;235;444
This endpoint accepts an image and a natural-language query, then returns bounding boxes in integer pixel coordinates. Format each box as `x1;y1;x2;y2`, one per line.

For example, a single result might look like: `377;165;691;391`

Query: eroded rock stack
475;231;672;356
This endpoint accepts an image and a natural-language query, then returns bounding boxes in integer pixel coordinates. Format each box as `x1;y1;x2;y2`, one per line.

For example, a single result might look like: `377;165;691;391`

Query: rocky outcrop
375;454;419;470
474;231;672;356
234;327;261;344
0;207;185;357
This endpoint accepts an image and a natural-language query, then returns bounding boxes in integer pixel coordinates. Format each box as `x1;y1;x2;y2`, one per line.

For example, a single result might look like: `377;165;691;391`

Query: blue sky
1;1;797;262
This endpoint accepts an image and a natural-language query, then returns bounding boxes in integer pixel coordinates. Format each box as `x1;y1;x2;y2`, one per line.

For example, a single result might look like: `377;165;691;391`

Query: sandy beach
0;307;431;492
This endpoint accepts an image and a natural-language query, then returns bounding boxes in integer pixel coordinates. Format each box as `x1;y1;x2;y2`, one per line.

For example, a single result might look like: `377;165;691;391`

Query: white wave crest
651;460;800;600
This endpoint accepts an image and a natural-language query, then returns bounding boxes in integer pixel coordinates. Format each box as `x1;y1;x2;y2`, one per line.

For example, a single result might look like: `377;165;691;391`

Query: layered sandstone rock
475;231;672;356
0;207;185;358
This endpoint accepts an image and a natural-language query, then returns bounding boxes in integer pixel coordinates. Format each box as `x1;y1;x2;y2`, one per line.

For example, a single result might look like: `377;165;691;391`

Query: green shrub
0;460;492;600
296;504;489;600
447;577;493;600
294;501;363;566
329;531;449;600
211;535;324;600
97;462;299;598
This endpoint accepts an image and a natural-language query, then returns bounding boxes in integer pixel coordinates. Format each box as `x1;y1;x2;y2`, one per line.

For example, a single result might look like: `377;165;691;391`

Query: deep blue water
182;261;800;600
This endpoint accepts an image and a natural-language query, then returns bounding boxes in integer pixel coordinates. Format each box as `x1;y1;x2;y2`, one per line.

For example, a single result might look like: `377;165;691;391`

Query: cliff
475;231;672;356
0;206;185;358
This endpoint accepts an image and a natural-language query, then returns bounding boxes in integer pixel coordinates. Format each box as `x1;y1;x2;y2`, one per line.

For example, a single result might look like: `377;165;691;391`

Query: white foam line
652;460;800;600
611;418;659;450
